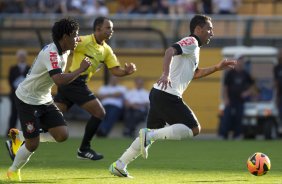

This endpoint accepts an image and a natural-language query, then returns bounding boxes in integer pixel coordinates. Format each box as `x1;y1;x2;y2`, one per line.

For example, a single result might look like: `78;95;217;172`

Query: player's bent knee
54;132;69;142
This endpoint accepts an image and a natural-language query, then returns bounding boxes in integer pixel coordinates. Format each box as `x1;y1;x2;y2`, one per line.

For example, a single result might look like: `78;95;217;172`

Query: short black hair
52;17;79;42
190;14;211;34
93;16;110;31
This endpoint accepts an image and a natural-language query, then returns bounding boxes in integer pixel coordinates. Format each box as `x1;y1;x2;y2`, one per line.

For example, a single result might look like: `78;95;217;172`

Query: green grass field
0;137;282;184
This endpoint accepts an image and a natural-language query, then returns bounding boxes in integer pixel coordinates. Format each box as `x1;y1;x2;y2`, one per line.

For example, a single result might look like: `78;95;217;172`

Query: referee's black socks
80;116;102;151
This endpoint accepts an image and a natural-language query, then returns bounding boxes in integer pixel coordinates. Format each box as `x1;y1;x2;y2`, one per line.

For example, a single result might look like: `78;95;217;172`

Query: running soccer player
6;16;136;161
53;16;136;160
6;18;91;181
109;14;237;178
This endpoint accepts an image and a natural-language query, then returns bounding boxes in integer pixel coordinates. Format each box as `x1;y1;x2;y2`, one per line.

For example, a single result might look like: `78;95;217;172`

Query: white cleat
109;162;133;178
139;128;154;159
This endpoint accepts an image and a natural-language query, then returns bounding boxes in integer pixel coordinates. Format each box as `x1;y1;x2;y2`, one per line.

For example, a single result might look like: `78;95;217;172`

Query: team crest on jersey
26;122;35;133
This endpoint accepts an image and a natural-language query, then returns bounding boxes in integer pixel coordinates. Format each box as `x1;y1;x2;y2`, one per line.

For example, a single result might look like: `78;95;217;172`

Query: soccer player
53;16;136;160
109;14;237;178
6;18;91;181
6;16;136;161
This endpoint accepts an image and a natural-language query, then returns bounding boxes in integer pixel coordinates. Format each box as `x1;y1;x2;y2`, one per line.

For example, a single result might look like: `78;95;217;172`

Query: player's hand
80;57;92;72
124;62;137;75
157;74;172;90
217;58;237;70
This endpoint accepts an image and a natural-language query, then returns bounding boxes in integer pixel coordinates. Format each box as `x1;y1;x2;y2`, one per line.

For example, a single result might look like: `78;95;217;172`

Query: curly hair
52;17;79;42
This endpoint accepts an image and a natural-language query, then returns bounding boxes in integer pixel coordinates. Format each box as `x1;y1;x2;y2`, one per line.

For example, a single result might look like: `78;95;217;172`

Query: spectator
116;0;138;14
213;0;241;15
39;0;62;14
137;0;153;14
61;0;83;14
152;0;169;15
1;0;23;13
23;0;39;14
168;0;197;15
123;77;149;138
219;56;256;139
178;0;197;15
7;49;30;136
97;76;127;137
199;0;213;14
82;0;109;16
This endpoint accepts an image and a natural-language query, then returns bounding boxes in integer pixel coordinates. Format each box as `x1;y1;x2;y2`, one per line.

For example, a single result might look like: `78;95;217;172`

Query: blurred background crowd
0;0;241;16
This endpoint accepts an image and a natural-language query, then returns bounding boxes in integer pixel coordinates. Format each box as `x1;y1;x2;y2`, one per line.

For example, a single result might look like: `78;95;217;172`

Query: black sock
79;116;102;151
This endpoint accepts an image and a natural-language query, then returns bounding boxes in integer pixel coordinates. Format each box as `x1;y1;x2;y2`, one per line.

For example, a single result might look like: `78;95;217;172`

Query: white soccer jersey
153;36;200;97
16;43;70;105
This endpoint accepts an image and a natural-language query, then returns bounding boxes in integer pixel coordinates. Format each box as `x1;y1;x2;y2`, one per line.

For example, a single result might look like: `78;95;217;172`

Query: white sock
18;131;56;142
149;124;193;141
18;131;25;142
117;137;141;168
9;144;34;171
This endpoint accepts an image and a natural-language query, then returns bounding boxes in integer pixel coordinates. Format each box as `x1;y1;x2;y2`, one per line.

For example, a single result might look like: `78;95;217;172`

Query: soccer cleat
77;149;104;160
7;169;22;181
6;128;23;161
139;128;154;159
109;162;132;178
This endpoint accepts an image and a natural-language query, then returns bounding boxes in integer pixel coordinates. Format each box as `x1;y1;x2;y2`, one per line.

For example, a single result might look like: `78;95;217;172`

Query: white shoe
109;162;133;178
139;128;154;159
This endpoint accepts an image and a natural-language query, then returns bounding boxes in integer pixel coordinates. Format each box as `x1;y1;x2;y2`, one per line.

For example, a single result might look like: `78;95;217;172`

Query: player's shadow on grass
191;179;248;183
0;180;54;184
0;176;117;184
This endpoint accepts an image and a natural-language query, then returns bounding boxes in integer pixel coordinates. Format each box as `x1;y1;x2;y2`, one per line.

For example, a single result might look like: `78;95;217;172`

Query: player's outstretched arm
109;63;137;77
52;57;91;86
193;58;237;79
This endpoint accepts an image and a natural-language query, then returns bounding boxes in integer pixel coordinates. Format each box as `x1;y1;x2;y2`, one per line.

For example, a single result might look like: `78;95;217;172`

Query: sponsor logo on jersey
177;37;196;47
49;52;59;69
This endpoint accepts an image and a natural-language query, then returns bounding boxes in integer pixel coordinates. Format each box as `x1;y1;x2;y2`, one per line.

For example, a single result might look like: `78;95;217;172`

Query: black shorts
15;96;66;139
146;88;199;129
53;75;96;109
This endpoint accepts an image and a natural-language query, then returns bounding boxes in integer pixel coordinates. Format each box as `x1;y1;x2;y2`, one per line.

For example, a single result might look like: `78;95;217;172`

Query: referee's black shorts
53;75;96;109
15;96;66;139
146;88;199;129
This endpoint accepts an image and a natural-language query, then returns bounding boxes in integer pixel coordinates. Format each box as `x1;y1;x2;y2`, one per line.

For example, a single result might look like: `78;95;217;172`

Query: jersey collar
54;40;63;55
190;34;202;47
92;34;104;45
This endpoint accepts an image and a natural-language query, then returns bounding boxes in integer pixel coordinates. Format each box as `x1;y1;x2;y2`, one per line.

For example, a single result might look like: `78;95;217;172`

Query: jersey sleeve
175;37;198;55
43;50;62;77
104;45;120;68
